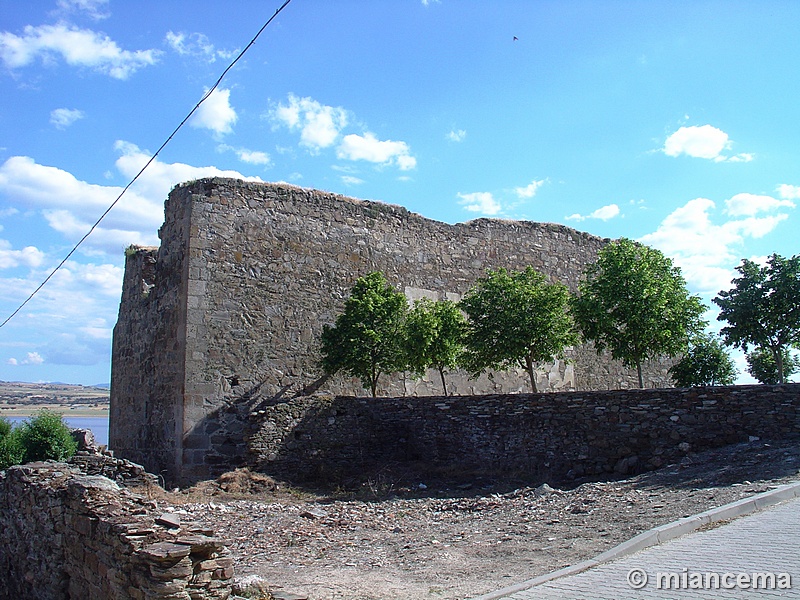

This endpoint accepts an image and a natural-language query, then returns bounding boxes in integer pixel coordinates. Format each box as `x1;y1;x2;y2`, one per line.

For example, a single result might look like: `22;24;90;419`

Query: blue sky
0;0;798;385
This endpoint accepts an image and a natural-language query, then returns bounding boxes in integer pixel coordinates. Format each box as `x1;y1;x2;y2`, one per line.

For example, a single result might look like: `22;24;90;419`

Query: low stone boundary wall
0;462;233;599
248;384;800;485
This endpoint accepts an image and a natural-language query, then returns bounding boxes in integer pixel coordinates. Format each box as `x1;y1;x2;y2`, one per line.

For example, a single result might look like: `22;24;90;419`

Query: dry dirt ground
162;437;800;600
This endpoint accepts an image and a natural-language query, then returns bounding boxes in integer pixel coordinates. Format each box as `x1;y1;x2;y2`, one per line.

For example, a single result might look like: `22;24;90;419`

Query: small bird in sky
513;36;519;41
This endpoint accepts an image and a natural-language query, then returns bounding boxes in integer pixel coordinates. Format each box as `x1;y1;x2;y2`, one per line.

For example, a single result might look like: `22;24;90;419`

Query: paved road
489;496;800;599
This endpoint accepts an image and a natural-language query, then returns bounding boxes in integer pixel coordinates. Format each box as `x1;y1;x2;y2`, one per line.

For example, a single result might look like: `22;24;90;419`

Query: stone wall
0;461;233;600
248;384;800;486
110;196;192;484
111;178;673;484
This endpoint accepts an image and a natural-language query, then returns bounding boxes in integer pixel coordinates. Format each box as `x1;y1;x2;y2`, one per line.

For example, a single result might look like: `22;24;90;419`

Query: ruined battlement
110;179;671;484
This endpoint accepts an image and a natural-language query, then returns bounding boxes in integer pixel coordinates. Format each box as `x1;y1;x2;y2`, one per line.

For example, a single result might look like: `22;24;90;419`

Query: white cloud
0;240;46;269
216;144;271;166
113;141;263;203
0;23;159;79
165;31;235;62
663;125;727;159
590;204;621;220
191;87;237;135
777;184;800;200
514;179;546;199
565;203;620;222
337;133;416;170
56;0;110;20
396;154;417;170
458;192;501;216
270;94;348;152
0;148;267;375
663;124;753;163
0;258;124;368
50;107;85;129
724;192;795;217
0;144;263;256
447;129;466;142
236;149;271;166
9;351;45;366
0;154;161;253
269;94;415;170
80;317;113;340
341;175;364;185
0;234;139;373
639;195;792;294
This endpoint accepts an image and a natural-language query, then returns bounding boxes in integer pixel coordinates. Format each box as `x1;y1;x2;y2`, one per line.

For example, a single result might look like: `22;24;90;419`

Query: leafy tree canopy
572;238;707;388
669;332;738;387
320;271;408;397
459;266;578;393
0;417;24;470
0;417;11;439
0;411;77;470
714;253;800;384
745;347;800;385
404;298;466;396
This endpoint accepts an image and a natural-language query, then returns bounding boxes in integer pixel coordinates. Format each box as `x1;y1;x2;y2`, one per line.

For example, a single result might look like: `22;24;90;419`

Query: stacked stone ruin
0;459;233;599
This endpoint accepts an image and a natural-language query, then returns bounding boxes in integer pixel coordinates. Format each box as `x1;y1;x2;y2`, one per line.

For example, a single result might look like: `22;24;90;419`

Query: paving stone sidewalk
478;493;800;600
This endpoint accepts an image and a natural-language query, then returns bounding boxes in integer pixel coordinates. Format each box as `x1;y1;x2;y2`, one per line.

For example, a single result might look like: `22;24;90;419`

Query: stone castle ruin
110;179;672;484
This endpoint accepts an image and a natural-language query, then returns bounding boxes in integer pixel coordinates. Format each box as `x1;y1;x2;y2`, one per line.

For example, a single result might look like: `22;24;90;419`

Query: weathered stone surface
67;450;159;488
249;384;800;485
71;428;98;452
110;179;673;485
155;512;182;529
141;542;192;562
0;461;233;599
174;534;224;558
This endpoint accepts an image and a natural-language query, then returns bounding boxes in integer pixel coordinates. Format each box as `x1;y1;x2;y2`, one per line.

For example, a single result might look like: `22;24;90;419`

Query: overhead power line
0;0;294;330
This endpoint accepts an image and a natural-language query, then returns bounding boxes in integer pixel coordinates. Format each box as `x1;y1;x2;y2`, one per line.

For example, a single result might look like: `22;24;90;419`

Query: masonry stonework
0;461;233;600
111;178;672;484
249;384;800;487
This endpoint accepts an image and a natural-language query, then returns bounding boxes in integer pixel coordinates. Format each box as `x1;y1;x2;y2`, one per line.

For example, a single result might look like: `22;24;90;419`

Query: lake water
6;415;109;447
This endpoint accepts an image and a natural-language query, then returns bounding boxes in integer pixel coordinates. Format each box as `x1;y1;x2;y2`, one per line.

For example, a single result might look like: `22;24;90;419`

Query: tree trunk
526;356;538;393
773;346;786;384
438;366;448;396
370;366;379;397
636;362;644;388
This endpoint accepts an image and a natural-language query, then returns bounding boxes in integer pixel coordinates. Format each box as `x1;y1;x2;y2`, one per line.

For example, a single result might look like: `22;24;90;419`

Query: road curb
469;480;800;600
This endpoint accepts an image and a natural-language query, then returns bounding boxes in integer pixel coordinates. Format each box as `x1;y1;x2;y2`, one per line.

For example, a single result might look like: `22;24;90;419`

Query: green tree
320;271;408;397
459;267;578;393
0;418;25;470
713;253;800;384
572;238;707;388
0;416;11;439
669;333;738;387
0;411;78;469
404;298;467;395
17;410;78;463
745;347;800;384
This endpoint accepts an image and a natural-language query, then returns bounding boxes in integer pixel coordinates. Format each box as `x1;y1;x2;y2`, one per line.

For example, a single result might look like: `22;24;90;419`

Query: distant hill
0;381;109;408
